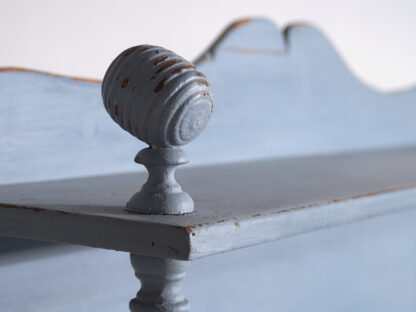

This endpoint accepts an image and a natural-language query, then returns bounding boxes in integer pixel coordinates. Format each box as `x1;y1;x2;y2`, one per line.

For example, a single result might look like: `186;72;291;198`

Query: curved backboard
0;18;415;184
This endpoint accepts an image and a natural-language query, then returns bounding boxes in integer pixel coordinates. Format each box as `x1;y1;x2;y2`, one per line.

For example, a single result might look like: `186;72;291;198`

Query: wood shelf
1;146;415;260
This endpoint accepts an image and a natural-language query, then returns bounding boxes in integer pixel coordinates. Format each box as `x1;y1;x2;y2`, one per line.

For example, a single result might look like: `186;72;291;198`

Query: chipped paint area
0;202;44;212
121;78;129;88
0;67;101;84
0;202;74;215
154;77;167;93
231;18;252;29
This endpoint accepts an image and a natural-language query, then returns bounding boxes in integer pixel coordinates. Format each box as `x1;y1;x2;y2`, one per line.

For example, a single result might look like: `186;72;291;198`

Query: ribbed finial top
102;45;213;148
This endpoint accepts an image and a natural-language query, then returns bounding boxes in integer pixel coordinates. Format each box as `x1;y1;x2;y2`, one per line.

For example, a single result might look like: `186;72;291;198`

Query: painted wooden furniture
1;18;416;311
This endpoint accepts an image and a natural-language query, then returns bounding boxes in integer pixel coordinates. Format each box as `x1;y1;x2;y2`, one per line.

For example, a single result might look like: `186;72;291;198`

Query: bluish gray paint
1;17;416;312
101;45;213;215
1;21;415;186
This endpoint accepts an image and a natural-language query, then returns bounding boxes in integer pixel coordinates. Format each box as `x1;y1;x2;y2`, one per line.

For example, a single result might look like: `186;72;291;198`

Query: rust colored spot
183;224;200;235
232;18;252;29
0;67;101;84
351;185;416;200
155;59;182;74
183;64;196;70
199;81;209;87
271;184;416;216
138;46;150;52
114;104;119;116
179;184;416;239
172;64;196;74
71;77;101;83
326;186;416;206
121;78;129;88
154;50;159;54
153;56;168;65
0;202;44;212
122;47;136;57
154;77;166;93
202;92;210;96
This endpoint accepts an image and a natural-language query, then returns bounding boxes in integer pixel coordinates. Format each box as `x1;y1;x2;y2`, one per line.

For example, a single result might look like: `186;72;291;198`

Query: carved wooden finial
102;45;213;214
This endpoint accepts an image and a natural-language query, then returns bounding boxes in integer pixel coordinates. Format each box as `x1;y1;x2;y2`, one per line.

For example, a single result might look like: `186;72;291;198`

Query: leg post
129;253;190;312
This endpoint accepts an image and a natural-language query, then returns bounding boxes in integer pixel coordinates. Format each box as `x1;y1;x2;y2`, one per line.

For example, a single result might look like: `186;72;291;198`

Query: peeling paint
184;184;416;237
172;65;196;75
0;202;76;215
231;18;252;29
153;56;168;66
155;59;182;74
0;202;43;212
154;77;167;93
121;78;129;88
0;67;101;84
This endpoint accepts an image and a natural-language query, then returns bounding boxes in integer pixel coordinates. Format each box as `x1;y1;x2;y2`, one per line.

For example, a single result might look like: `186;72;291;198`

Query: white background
1;0;415;91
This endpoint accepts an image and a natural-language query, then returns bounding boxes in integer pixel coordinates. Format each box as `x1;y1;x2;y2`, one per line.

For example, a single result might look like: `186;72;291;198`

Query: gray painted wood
0;146;415;260
2;208;416;311
195;19;416;164
1;17;416;312
130;254;190;311
1;19;415;186
101;45;213;215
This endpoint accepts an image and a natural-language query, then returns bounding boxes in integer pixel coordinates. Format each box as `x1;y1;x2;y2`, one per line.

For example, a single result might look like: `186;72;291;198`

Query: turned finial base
126;147;194;215
130;253;190;312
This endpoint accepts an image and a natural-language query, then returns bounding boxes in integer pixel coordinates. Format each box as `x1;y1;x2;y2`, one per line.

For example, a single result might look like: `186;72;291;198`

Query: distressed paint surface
195;19;416;166
1;17;416;312
0;147;416;259
101;45;213;215
1;19;416;185
1;207;416;311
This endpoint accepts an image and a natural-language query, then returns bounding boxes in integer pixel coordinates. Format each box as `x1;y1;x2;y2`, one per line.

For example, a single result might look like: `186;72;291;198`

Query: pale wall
1;0;415;91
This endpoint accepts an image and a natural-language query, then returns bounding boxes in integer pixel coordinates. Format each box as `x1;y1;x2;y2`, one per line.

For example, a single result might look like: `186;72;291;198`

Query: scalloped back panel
1;18;415;184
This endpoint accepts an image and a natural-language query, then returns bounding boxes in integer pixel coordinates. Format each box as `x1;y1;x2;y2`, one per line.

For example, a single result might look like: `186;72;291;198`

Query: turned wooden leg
129;253;190;312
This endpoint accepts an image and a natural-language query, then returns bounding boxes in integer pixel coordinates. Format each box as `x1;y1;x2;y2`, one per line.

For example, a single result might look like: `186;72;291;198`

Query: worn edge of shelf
0;204;191;260
1;186;416;260
187;186;416;259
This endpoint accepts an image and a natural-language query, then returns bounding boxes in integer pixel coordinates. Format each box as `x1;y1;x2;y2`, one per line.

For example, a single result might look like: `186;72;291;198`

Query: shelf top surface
1;146;416;260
